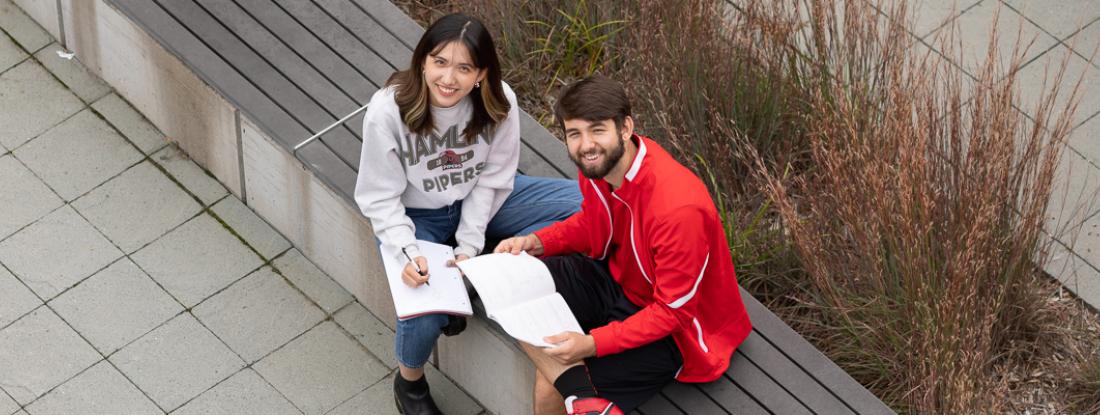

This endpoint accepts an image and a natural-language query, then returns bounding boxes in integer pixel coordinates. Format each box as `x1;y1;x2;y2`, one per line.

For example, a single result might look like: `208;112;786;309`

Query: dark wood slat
727;350;814;415
351;0;424;49
199;0;362;115
231;0;382;101
519;113;577;178
198;0;370;170
739;288;895;415
737;329;856;414
518;140;569;179
662;382;730;415
696;377;771;415
158;0;362;170
637;393;686;415
107;0;357;204
311;0;413;68
271;0;404;78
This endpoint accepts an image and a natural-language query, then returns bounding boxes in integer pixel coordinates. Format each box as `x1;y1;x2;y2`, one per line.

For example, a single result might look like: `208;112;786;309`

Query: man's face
564;118;626;179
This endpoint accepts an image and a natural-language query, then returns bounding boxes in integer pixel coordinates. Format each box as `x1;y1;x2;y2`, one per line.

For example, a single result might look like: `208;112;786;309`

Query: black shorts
542;254;683;412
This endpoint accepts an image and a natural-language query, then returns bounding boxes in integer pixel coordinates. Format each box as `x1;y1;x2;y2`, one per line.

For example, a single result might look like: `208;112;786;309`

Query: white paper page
455;252;555;316
491;294;584;348
379;240;472;319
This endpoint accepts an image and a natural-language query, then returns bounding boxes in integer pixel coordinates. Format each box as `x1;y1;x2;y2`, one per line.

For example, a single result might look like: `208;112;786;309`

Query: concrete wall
55;0;242;197
16;1;537;413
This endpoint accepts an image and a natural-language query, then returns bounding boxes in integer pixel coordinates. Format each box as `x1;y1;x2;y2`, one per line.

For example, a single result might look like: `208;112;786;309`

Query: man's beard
570;136;626;179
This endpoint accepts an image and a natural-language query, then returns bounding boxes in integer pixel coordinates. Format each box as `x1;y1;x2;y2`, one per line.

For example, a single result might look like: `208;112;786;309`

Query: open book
456;252;583;348
379;240;472;320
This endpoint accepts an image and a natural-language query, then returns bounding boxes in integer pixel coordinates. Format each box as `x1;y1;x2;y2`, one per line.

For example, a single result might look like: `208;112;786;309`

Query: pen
401;247;429;286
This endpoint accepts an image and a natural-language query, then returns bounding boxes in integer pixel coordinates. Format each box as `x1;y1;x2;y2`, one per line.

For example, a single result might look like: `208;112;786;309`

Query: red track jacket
535;135;752;382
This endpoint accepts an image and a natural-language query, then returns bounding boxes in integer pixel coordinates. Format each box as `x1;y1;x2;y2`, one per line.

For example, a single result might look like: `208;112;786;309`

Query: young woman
354;13;581;415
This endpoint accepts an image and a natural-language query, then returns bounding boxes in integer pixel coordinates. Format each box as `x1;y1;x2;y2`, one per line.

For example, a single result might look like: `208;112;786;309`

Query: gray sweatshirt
354;83;520;261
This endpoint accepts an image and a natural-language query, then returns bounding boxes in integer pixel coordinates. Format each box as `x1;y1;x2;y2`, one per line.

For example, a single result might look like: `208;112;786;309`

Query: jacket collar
624;134;647;182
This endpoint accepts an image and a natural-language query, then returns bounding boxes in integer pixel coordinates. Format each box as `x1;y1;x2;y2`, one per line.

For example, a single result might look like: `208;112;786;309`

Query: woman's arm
355;92;422;259
453;86;521;258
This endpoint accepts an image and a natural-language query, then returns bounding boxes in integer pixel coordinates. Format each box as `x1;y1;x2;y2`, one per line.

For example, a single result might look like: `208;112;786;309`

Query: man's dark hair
554;75;632;133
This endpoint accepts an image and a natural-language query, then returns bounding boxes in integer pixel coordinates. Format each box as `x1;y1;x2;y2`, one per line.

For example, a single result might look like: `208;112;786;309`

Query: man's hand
445;254;470;270
493;234;544;256
542;331;596;364
401;256;430;287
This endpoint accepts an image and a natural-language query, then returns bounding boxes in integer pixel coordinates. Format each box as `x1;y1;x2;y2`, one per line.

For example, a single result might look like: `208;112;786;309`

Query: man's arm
532;203;592;257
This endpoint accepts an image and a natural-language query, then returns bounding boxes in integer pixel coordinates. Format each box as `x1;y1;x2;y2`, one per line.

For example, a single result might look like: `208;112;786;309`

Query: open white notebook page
493;294;584;347
457;253;583;347
379;240;472;319
455;252;555;314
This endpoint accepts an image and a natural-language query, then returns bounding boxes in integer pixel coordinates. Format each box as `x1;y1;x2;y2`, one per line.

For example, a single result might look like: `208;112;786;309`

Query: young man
494;76;752;414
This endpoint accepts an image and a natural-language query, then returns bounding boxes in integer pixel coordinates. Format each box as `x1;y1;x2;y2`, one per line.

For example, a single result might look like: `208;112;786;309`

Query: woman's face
423;41;486;108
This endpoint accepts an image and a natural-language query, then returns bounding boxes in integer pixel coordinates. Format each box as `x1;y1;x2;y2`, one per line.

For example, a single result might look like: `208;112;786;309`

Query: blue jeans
394;174;581;368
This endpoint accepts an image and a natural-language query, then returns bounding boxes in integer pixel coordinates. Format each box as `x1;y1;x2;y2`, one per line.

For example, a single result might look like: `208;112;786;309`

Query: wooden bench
44;0;895;413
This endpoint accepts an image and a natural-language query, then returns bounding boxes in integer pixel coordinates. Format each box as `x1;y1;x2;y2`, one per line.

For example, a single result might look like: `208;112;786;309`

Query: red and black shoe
565;396;624;415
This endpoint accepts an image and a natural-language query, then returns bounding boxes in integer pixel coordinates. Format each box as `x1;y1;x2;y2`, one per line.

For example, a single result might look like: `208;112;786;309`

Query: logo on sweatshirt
426;149;474;170
399;125;491;167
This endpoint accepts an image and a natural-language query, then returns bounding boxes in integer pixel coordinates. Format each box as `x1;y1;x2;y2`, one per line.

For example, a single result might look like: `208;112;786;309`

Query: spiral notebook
379;240;473;320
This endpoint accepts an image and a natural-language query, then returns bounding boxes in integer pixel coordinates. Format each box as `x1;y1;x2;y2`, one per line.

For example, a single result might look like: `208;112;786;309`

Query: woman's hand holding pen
401;256;430;288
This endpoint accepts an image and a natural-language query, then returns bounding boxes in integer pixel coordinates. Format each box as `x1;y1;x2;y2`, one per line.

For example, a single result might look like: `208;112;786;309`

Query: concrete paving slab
109;313;245;411
1046;149;1100;235
210;196;290;259
948;0;1059;77
1003;0;1100;40
49;258;183;356
0;154;62;241
253;322;389;415
91;93;167;155
1046;237;1100;308
0;390;16;415
0;206;123;300
0;29;26;74
152;144;227;207
0;60;83;150
33;43;111;103
421;364;484;415
24;360;160;415
131;214;264;308
1015;45;1100;128
1069;113;1100;169
272;249;354;314
0;266;41;330
0;307;100;405
72;161;202;253
15;109;144;201
878;0;981;39
1067;210;1100;265
333;302;396;369
1066;18;1100;65
0;0;50;53
172;369;300;415
192;267;325;363
325;373;398;415
327;365;482;415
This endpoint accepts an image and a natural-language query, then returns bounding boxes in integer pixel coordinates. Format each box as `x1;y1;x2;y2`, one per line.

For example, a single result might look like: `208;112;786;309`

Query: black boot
394;374;443;415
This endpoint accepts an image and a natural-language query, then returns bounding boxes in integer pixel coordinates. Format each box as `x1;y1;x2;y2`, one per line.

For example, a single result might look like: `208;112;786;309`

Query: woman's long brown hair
386;14;509;144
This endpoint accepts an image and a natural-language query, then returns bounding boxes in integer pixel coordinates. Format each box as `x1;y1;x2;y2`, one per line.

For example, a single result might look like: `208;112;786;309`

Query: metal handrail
293;102;371;152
